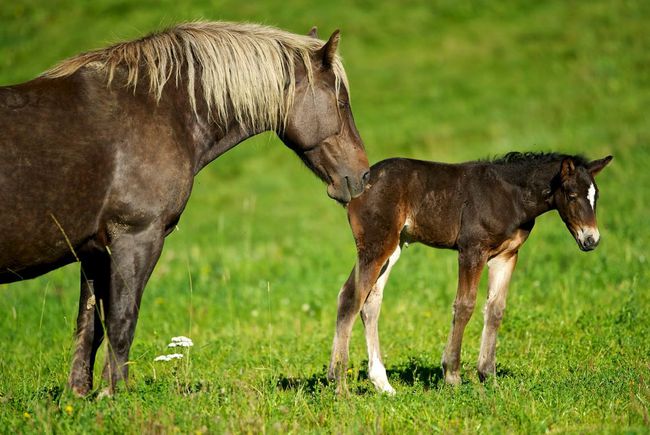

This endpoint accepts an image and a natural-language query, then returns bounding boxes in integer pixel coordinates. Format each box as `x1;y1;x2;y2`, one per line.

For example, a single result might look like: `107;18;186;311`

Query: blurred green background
1;0;648;432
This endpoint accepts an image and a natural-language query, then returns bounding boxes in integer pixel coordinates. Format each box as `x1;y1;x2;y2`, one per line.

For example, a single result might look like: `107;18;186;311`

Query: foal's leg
100;224;164;396
328;238;399;394
361;243;402;395
69;252;109;397
477;252;517;381
441;250;485;385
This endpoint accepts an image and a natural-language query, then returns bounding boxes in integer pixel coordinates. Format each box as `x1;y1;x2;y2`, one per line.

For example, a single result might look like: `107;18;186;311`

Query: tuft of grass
1;0;649;432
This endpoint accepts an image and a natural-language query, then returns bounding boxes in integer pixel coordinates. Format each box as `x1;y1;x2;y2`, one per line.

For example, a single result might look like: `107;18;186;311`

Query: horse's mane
489;151;589;168
44;21;349;132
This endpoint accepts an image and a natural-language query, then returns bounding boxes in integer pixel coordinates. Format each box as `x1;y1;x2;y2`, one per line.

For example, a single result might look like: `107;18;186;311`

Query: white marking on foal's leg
368;350;395;395
478;254;517;381
587;183;596;210
364;244;401;395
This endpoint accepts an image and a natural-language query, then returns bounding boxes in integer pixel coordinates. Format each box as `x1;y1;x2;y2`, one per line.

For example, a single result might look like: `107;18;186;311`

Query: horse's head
554;155;612;251
279;30;369;204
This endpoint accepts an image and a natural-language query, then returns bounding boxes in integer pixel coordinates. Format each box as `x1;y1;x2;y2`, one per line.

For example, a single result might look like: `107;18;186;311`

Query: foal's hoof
375;382;396;396
478;369;497;384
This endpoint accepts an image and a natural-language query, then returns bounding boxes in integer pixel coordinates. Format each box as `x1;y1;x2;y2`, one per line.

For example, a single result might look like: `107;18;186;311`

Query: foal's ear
560;158;576;183
587;155;613;177
308;26;319;39
318;30;340;68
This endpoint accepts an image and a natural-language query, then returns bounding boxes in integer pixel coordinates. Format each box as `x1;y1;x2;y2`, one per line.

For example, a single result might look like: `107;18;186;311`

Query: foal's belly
405;198;461;249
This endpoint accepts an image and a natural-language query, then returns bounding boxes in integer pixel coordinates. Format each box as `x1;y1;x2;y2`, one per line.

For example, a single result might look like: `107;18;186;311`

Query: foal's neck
498;161;560;222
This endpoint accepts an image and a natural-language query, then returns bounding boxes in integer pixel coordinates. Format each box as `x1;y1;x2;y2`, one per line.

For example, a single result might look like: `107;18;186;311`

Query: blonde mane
44;21;349;132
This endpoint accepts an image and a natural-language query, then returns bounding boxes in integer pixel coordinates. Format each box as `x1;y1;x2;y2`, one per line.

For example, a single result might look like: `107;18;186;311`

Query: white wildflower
154;353;184;362
168;336;193;347
301;303;310;312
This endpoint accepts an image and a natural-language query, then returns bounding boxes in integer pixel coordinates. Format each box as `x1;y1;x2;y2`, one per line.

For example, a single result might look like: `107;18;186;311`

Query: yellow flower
347;368;353;374
64;404;73;415
23;412;31;419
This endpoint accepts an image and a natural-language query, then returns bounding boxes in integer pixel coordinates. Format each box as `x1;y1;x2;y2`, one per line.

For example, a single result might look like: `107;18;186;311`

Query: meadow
1;0;649;432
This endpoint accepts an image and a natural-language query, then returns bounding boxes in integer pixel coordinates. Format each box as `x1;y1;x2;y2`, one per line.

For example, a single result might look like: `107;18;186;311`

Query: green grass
1;0;649;432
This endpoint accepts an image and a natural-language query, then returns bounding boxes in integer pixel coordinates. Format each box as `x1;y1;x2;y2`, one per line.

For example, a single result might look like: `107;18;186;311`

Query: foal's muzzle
576;227;601;251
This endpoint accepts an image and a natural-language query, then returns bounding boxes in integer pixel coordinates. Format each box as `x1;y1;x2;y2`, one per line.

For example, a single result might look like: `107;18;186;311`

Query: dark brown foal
328;152;612;394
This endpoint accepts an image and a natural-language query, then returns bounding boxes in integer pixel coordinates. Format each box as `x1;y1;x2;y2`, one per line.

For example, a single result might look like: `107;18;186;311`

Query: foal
328;152;612;394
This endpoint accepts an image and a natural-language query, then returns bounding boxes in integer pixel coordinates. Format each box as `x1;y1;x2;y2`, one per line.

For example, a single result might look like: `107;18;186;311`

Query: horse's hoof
96;387;113;400
335;383;350;397
69;385;90;398
444;372;462;386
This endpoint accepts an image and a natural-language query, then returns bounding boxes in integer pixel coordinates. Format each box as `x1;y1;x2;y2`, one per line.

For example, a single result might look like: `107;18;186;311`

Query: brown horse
0;22;369;396
328;152;612;394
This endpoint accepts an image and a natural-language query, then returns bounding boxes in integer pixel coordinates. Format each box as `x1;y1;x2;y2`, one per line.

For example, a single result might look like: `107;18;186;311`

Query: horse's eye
568;192;578;200
337;99;349;109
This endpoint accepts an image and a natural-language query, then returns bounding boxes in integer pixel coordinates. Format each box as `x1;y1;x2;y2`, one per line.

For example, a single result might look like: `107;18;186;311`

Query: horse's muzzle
327;171;370;204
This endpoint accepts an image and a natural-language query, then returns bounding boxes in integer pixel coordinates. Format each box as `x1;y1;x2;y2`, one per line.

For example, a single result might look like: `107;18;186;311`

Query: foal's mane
489;151;589;168
44;21;349;132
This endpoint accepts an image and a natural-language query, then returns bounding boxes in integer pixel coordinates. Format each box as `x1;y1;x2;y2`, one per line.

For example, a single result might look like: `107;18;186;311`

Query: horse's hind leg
477;252;517;381
441;249;485;385
100;224;164;396
361;243;402;395
69;252;109;397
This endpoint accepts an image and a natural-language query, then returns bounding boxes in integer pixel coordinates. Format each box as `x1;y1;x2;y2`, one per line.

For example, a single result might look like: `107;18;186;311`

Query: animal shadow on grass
276;356;447;394
384;356;444;389
276;371;330;394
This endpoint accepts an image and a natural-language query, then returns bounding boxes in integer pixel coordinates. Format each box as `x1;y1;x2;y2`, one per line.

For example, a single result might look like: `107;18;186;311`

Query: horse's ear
308;26;319;39
318;30;340;68
560;158;575;184
587;155;613;177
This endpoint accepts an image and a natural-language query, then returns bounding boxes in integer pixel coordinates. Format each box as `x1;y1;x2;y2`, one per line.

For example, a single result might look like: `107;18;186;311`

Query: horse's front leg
361;243;402;395
328;251;389;395
69;252;109;397
441;249;485;385
477;252;517;381
99;223;165;396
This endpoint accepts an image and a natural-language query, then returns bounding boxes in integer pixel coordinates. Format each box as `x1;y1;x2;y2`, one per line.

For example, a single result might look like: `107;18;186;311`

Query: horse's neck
192;122;262;173
167;86;267;174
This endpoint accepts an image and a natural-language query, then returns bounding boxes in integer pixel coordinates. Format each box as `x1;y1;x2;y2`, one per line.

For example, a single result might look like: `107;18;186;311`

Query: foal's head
554;155;613;251
280;30;369;204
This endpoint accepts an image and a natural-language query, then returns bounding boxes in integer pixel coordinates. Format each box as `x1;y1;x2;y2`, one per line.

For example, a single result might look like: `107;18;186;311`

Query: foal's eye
568;192;578;200
337;99;349;109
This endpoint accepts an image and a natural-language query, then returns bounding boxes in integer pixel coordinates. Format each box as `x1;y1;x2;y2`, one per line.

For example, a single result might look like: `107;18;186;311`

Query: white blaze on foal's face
587;182;596;210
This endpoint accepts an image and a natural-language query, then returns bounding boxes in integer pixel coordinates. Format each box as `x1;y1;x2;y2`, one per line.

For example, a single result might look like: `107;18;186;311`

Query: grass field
1;0;649;432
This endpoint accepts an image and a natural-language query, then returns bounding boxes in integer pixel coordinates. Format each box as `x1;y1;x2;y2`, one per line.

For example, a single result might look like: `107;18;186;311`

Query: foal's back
349;157;493;252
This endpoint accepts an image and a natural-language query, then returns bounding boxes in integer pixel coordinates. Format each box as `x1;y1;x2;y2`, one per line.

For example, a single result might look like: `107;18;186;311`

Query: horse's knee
486;303;505;328
453;299;476;322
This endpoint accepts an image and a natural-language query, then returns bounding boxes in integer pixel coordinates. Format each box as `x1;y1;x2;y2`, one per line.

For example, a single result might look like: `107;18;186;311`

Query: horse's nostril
362;170;370;184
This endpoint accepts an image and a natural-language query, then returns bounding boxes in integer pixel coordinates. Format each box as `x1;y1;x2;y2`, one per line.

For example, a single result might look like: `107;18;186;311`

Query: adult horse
0;21;369;396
